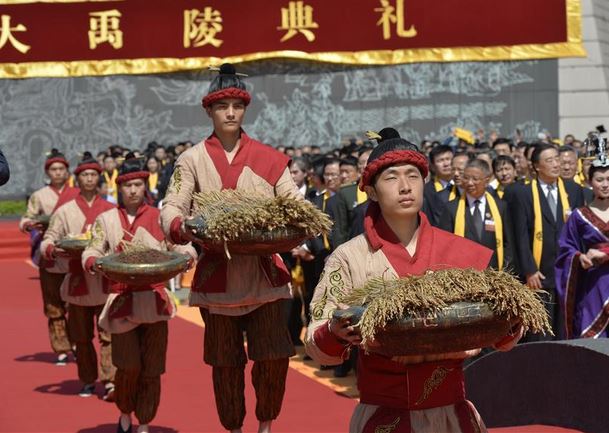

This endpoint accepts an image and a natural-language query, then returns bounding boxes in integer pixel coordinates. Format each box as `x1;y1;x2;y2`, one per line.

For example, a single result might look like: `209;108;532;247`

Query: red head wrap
116;170;150;185
74;162;102;176
45;157;69;170
202;88;251;108
359;150;429;191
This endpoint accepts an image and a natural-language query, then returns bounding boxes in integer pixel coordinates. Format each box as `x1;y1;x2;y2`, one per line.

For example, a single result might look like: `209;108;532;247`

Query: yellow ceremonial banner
0;0;586;79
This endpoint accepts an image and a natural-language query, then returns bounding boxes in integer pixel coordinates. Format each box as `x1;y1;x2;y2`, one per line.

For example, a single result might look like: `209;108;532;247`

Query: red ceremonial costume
160;129;300;431
41;191;116;389
83;191;196;426
20;181;79;356
306;148;518;433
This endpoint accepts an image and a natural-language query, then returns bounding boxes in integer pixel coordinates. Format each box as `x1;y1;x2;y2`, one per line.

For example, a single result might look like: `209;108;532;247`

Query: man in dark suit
504;143;585;339
332;148;373;248
290;158;341;344
423;144;455;226
439;159;515;272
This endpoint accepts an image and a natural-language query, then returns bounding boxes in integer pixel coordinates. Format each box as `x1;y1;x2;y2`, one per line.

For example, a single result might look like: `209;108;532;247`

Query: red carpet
0;219;582;433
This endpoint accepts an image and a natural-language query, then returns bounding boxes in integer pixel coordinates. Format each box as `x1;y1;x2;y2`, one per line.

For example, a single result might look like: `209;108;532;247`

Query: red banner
0;0;585;78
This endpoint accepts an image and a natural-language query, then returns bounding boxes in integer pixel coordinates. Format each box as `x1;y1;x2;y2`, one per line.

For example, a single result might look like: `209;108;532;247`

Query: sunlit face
591;168;609;200
340;164;359;185
534;148;560;182
323;162;341;192
358;150;372;174
290;164;307;188
77;169;100;193
432;151;453;179
494;143;511;156
154;147;166;161
494;162;516;186
46;162;68;186
451;155;469;187
559;151;578;179
365;163;424;220
205;98;246;135
147;158;159;173
103;157;116;173
119;178;146;208
462;167;489;198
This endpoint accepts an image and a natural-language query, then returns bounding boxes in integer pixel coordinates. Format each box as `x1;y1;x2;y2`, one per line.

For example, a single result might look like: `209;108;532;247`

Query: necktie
546;184;557;221
473;199;483;240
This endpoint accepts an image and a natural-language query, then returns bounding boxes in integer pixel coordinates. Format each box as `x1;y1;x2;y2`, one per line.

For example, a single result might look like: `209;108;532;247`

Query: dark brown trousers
111;321;168;425
39;267;71;354
200;301;294;430
68;304;115;384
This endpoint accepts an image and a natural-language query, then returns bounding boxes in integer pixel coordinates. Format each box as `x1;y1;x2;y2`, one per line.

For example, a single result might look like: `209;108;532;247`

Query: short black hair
531;143;558;166
428;144;453;164
492;155;516;172
492;138;513;150
558;145;576;155
340;156;358;168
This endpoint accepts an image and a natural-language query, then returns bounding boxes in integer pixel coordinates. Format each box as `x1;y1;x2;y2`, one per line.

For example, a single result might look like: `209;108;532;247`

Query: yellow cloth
496;185;504;199
531;178;570;268
454;127;475;145
148;172;159;191
356;188;367;205
322;191;331;250
103;169;118;200
433;178;457;201
454;192;504;270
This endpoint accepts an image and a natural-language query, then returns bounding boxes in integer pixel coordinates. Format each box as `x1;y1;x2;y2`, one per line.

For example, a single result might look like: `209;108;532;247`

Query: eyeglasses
323;173;340;179
462;176;485;184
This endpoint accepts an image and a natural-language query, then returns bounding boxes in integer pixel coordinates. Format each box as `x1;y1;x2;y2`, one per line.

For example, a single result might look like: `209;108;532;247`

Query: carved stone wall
0;59;558;198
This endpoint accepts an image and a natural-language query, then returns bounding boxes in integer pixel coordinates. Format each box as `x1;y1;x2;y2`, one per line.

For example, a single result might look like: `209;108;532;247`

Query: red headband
45;157;69;170
74;162;102;176
359;150;429;191
202;87;251;108
116;171;150;185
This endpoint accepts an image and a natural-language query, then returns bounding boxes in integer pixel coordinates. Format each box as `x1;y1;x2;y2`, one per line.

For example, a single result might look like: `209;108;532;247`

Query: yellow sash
148;172;159;191
496;185;504;199
322;191;331;250
103;169;118;199
356;187;367;205
531;178;570;268
454;192;504;270
434;178;457;201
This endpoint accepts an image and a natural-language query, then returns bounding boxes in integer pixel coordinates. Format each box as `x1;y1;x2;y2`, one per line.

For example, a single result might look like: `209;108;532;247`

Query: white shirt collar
466;193;486;209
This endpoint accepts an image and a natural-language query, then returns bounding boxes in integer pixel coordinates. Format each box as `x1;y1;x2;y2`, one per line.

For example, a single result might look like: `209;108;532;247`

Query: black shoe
116;417;132;433
333;360;352;378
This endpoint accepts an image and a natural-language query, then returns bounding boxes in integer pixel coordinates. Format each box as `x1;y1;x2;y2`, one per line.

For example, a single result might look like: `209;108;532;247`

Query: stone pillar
559;0;609;139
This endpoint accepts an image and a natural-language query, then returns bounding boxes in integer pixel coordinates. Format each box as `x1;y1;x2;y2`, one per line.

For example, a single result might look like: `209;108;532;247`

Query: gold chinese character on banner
277;1;318;43
0;15;30;54
374;0;417;40
88;9;123;50
184;8;223;48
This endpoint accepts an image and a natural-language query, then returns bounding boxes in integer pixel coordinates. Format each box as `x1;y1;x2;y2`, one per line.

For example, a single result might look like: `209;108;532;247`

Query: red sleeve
44;244;55;260
313;321;349;358
169;217;186;245
84;256;97;273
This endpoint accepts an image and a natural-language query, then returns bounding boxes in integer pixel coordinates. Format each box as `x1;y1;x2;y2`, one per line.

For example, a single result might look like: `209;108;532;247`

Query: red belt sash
191;251;290;293
359;354;478;433
67;257;90;296
107;281;172;319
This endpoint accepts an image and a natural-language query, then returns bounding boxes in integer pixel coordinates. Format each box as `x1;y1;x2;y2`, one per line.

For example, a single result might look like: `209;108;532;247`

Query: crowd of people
16;62;609;433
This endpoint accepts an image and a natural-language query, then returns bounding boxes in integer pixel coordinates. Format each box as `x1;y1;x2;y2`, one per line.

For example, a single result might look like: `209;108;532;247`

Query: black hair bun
82;151;93;161
219;63;236;75
378;127;401;142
